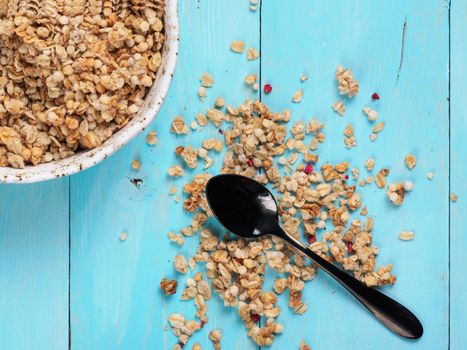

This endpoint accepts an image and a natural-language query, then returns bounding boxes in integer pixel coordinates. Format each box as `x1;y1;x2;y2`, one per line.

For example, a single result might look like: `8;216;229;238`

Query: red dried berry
344;174;349;180
179;342;185;348
348;242;353;254
304;163;313;174
200;320;206;328
263;84;272;94
247;159;254;167
371;92;380;100
251;313;260;323
308;235;317;244
218;128;224;134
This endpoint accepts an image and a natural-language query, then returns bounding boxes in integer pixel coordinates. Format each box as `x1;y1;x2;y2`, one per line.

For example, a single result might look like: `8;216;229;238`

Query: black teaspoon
205;174;423;339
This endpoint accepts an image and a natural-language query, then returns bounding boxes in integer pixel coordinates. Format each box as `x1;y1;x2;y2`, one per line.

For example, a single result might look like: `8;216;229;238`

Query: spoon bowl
205;174;423;340
206;174;279;238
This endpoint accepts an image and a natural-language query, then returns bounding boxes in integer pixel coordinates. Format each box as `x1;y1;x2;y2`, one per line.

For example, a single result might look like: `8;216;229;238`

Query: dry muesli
165;99;398;347
0;0;165;168
375;168;389;188
131;159;141;171
363;107;378;122
404;154;416;170
209;329;222;350
200;73;215;88
335;66;359;97
398;231;415;241
386;182;411;206
119;231;128;241
168;313;202;347
246;47;260;61
160;277;178;295
230;40;245;54
331;100;346;116
146;131;158;145
292;89;304;103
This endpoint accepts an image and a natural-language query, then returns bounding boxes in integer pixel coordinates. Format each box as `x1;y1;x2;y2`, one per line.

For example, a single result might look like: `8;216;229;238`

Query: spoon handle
279;229;423;339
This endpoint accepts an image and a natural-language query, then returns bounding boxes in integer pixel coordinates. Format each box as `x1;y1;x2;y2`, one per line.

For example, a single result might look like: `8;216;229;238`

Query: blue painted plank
261;1;449;349
69;1;259;349
450;1;467;349
0;180;69;350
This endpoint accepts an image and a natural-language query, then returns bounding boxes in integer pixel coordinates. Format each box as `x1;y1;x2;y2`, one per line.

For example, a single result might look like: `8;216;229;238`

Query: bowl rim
0;0;179;184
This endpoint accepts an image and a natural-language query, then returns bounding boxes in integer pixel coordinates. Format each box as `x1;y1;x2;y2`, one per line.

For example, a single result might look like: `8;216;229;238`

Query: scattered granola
403;181;414;192
230;40;245;54
131;159;141;171
398;231;415;241
300;73;309;82
192;343;202;350
209;329;222;350
168;165;185;177
198;87;207;100
171;116;189;134
164;100;397;346
249;0;259;11
386;182;407;206
332;100;346;116
343;124;356;149
200;73;215;88
450;193;458;202
363;107;378;122
168;231;185;246
246;47;260;61
174;255;188;274
180;272;211;322
405;154;417;170
119;231;128;241
215;97;225;108
245;74;258;86
336;66;359;97
177;146;199;169
364;158;375;172
372;121;385;134
292;89;304;103
299;340;312;350
168;313;202;347
0;0;166;167
146;131;159;146
375;168;389;188
160;278;178;295
427;171;434;180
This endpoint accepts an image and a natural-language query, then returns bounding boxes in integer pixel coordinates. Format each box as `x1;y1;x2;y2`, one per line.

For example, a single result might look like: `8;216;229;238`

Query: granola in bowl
0;0;179;182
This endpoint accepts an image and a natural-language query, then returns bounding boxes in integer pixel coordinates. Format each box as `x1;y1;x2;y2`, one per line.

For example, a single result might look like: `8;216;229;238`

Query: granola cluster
164;100;398;347
0;0;165;168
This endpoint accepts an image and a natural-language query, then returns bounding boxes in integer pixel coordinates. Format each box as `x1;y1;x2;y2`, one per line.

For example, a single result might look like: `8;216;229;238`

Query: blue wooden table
0;1;465;349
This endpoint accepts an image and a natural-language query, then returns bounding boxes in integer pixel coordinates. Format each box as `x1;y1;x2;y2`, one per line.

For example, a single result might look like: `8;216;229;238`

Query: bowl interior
0;1;179;184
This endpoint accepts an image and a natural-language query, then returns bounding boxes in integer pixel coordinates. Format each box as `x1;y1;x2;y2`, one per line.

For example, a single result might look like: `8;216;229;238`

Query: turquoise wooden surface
450;1;467;348
0;1;464;349
0;180;69;349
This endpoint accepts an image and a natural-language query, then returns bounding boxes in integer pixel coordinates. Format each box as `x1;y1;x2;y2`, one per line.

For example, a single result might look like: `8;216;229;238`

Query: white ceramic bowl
0;1;179;184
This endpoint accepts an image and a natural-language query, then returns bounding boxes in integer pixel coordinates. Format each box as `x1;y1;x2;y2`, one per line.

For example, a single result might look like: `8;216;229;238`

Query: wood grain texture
69;1;259;349
261;1;449;349
0;1;462;349
0;180;69;350
449;1;466;349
